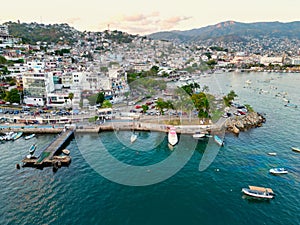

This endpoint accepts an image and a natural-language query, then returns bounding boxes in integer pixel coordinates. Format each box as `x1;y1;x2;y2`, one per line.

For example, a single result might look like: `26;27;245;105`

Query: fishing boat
29;144;36;154
192;131;206;139
242;186;275;199
214;135;224;146
269;168;288;175
25;134;35;140
291;147;300;153
13;132;23;140
168;127;178;146
268;152;277;156
130;133;138;143
62;149;70;155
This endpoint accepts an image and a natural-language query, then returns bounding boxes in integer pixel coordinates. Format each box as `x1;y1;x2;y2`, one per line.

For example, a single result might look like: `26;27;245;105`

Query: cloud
66;17;81;24
98;13;192;35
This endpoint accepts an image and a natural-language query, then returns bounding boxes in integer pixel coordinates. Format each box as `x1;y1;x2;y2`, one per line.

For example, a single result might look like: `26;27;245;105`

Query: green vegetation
102;100;112;108
223;90;238;106
88;116;99;123
4;89;21;103
244;104;254;112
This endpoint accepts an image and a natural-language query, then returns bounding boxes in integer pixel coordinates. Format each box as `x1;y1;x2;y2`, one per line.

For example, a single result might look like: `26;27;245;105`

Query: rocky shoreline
225;112;266;135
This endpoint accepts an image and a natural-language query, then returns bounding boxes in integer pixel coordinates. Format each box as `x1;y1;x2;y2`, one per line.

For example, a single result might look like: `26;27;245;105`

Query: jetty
22;127;74;168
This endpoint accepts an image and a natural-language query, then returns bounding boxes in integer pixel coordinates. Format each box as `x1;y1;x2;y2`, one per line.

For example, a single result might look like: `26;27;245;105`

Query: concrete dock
22;128;74;168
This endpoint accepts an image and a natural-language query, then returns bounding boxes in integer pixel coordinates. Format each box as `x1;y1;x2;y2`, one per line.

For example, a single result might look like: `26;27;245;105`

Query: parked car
0;100;6;104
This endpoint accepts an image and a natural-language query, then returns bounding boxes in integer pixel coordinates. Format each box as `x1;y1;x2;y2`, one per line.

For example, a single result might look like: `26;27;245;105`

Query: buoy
16;164;20;169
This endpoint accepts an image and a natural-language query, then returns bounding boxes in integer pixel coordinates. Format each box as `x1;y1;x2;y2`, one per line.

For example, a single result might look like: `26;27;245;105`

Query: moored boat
291;147;300;153
13;132;23;140
192;131;206;139
62;149;70;155
168;127;178;146
29;144;36;154
269;168;288;175
242;186;275;199
214;135;224;146
25;134;36;140
130;133;137;143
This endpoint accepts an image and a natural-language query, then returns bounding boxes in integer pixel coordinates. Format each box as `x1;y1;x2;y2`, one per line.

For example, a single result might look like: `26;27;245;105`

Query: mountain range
148;21;300;43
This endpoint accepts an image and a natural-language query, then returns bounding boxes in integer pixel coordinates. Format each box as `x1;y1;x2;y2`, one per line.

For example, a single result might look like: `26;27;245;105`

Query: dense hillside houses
1;22;300;108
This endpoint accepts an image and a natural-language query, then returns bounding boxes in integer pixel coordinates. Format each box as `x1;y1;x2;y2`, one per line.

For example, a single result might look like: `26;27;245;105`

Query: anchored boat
242;186;275;199
291;147;300;153
269;168;288;175
25;134;36;140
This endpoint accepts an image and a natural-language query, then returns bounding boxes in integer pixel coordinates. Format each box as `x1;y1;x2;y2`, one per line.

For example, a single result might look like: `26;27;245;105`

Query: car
5;102;10;105
0;100;6;104
12;103;19;106
135;105;142;109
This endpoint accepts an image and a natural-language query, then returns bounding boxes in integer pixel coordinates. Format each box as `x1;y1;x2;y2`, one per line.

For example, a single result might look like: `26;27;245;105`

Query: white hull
269;168;288;175
168;128;178;146
130;134;137;143
291;147;300;153
242;188;274;199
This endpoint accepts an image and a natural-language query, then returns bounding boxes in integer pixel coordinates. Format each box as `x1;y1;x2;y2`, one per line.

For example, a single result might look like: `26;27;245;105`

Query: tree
0;56;7;65
141;105;149;113
191;92;210;119
223;90;238;106
102;100;112;108
5;89;20;103
68;92;74;108
96;92;105;105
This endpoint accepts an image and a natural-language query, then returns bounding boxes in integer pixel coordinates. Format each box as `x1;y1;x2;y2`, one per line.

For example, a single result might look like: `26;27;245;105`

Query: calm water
0;72;300;225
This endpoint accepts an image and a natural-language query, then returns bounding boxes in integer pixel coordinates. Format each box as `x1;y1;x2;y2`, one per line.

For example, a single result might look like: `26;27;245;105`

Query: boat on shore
214;135;224;146
269;168;288;175
242;186;275;199
25;134;35;140
168;127;178;146
291;147;300;153
29;144;36;154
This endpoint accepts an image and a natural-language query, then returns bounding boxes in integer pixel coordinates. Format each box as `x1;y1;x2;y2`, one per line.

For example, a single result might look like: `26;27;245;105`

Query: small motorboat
130;133;138;143
214;135;224;146
13;132;23;140
29;144;36;154
291;147;300;153
168;127;178;146
242;186;275;199
25;134;36;140
268;152;277;156
193;131;206;139
269;168;288;175
62;149;70;155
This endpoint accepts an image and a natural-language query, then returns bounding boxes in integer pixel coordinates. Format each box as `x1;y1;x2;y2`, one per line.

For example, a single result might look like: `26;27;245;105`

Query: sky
1;0;299;35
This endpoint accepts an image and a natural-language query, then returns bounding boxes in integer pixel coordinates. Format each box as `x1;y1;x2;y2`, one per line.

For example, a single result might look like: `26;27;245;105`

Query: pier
22;127;75;168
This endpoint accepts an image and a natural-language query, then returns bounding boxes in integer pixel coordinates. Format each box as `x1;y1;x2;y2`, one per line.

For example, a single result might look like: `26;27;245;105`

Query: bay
0;72;299;225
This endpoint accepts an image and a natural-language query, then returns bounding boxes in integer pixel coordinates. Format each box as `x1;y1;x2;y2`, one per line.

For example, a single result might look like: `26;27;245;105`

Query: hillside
4;22;81;44
148;21;300;42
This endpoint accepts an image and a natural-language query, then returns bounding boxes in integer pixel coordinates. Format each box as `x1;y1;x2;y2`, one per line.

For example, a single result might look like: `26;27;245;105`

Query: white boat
29;144;36;154
168;127;178;146
25;134;35;140
193;131;206;139
291;147;300;153
242;186;275;199
245;79;252;85
4;132;15;141
130;133;138;143
268;152;277;156
214;135;224;146
62;149;70;155
269;168;288;175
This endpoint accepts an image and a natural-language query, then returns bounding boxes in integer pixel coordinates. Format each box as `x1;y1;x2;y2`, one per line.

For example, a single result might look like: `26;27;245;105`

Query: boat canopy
249;186;274;194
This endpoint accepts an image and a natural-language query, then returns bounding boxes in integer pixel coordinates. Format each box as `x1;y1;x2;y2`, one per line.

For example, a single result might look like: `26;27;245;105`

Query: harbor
21;126;74;169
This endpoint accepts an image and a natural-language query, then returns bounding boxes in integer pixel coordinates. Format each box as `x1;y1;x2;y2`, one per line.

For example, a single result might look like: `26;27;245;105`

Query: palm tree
68;92;74;109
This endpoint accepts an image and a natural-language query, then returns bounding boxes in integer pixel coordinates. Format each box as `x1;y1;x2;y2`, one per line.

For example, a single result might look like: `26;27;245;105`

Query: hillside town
1;23;300;111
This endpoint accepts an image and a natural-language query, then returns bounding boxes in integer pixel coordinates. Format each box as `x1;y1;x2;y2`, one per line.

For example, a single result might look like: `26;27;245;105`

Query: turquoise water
0;72;300;225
